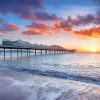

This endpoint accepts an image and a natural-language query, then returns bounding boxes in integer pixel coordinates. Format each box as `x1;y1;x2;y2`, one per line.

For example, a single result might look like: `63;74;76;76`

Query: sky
0;0;100;52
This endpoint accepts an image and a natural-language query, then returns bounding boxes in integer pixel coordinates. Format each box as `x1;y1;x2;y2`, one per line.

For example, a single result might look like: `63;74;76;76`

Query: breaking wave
5;64;100;85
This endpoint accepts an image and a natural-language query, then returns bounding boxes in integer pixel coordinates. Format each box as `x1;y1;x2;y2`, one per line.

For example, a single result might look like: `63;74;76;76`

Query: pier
0;45;76;60
0;39;76;60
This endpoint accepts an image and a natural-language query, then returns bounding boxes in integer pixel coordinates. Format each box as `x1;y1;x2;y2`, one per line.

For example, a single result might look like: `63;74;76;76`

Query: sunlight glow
89;47;98;52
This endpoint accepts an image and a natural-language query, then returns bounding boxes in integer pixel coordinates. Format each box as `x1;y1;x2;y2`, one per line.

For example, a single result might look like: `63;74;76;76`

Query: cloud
22;29;43;35
22;13;100;36
22;20;74;36
32;11;58;21
0;0;60;22
53;14;99;32
22;22;53;35
72;15;95;25
0;23;20;32
27;22;52;30
0;0;44;14
53;16;73;32
74;27;100;37
62;14;100;27
53;14;100;33
20;11;59;21
0;0;45;21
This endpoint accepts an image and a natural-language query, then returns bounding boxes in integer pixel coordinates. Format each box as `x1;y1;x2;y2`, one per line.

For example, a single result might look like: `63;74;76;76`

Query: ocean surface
0;52;100;100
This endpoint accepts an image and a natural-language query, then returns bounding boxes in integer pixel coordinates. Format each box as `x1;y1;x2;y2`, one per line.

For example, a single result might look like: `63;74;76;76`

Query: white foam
0;70;100;100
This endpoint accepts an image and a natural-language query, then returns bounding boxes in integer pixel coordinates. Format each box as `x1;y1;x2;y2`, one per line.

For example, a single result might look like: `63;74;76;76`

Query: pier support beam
4;48;5;61
40;50;42;55
17;49;19;59
49;50;51;55
54;51;56;55
51;50;52;55
27;49;28;57
21;49;22;57
56;51;58;55
35;50;36;56
54;51;55;54
10;49;12;60
45;50;47;55
52;50;54;54
29;49;30;57
26;49;30;58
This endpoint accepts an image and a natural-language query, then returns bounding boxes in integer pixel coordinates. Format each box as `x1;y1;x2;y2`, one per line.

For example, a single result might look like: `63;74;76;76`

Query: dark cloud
0;0;61;22
53;14;100;32
72;15;95;26
0;0;44;19
32;11;58;21
20;11;59;21
0;0;44;13
56;14;100;31
71;14;100;26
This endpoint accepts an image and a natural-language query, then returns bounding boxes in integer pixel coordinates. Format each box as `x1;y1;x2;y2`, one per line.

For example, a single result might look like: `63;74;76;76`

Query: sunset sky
0;0;100;52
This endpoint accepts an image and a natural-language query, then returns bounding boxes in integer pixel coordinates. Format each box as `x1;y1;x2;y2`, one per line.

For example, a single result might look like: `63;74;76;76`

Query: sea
0;52;100;100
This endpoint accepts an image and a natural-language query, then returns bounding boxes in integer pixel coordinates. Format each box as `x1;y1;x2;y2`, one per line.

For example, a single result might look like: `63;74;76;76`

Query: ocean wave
6;65;100;85
0;70;100;100
0;61;100;85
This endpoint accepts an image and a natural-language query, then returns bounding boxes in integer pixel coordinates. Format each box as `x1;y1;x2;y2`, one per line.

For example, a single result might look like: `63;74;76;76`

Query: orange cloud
53;20;72;32
22;22;54;35
74;27;100;37
6;23;20;31
22;29;43;35
0;23;20;32
22;21;73;36
27;22;52;31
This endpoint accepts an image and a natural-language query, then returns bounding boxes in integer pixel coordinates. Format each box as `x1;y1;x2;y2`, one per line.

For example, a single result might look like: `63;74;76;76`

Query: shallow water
0;52;100;100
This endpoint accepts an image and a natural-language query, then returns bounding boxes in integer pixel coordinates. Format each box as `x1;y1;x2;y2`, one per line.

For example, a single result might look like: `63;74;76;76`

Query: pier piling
4;48;5;60
10;49;12;60
35;50;36;56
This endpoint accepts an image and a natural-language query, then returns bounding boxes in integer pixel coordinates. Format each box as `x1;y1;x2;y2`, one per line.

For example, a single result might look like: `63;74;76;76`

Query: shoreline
0;69;100;100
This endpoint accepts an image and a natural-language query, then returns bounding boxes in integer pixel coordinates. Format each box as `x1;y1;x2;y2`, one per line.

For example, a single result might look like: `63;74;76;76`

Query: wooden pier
0;45;76;60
